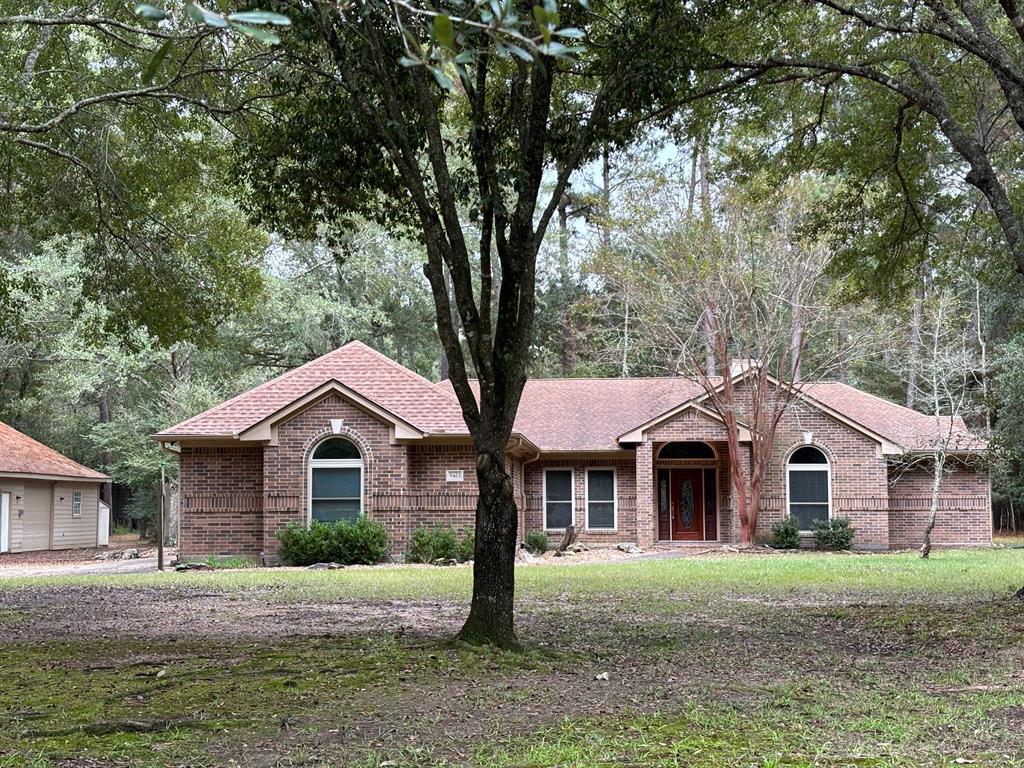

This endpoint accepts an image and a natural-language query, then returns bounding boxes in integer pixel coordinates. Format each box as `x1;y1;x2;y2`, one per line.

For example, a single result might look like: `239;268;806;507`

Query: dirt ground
0;536;175;577
0;550;1022;767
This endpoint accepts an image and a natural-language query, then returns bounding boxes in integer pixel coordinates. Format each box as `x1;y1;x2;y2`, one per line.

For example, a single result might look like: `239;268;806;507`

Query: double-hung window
585;469;616;530
787;446;830;531
543;469;573;530
309;438;363;524
71;490;82;518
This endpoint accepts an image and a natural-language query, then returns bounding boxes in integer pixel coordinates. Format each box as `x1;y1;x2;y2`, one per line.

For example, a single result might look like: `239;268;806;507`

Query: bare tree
637;179;870;543
890;285;983;558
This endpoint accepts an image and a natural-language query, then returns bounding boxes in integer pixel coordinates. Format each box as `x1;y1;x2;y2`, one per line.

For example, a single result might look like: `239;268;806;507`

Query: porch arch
656;441;717;461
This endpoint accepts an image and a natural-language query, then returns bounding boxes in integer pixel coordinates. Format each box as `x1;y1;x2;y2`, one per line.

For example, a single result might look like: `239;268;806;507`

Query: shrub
455;530;475;563
277;517;389;566
770;516;801;550
201;555;258;569
524;531;548;555
407;525;458;563
812;517;855;551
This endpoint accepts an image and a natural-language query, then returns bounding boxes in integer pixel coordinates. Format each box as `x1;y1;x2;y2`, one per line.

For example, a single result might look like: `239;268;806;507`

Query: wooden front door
670;469;704;541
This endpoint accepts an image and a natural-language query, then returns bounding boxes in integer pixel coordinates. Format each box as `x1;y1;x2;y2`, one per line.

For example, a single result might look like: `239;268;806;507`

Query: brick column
636;440;654;547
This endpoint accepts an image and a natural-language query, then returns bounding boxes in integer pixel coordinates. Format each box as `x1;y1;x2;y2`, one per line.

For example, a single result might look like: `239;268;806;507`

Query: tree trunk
98;392;112;506
686;149;698;218
699;144;711;220
906;277;925;408
458;449;520;648
920;452;943;559
621;296;630;377
600;146;612;247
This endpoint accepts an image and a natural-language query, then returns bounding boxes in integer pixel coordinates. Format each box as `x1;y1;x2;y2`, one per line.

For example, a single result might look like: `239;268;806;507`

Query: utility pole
157;466;165;572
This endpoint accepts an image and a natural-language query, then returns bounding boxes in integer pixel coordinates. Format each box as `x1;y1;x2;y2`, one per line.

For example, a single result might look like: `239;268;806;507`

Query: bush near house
524;531;548;555
770;517;801;550
277;518;389;566
812;517;856;551
407;525;474;563
456;531;475;563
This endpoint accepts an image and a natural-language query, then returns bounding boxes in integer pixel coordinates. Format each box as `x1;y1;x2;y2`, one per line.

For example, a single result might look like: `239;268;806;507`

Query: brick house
155;342;991;561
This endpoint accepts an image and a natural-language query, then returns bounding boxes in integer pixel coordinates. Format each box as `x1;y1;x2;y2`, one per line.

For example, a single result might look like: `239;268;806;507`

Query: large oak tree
226;0;723;646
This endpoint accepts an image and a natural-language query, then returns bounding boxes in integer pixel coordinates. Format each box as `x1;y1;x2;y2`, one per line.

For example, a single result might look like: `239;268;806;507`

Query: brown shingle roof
0;422;108;480
436;378;709;451
802;382;985;452
157;341;467;438
159;344;984;455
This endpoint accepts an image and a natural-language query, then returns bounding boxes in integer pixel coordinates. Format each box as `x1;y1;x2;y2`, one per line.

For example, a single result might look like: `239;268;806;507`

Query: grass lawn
0;548;1022;767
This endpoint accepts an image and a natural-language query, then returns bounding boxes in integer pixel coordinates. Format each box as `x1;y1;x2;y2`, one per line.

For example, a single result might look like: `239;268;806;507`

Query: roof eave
0;470;109;482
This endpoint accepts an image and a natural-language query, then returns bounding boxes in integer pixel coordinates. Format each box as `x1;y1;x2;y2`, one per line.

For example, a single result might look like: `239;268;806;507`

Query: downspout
519;437;542;547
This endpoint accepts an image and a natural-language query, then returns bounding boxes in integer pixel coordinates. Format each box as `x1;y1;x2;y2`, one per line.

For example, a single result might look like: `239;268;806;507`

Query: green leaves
141;40;173;85
134;4;167;21
185;2;229;27
227;11;292;25
135;2;291;46
433;13;454;50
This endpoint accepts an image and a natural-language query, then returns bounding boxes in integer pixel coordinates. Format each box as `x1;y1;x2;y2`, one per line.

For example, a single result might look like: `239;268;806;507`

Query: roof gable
157;344;984;455
236;380;426;443
157;341;467;440
0;422;108;481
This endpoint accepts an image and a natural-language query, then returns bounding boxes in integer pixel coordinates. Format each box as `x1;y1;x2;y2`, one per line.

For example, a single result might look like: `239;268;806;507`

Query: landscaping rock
431;558;459;567
553;549;574;558
594;671;610;681
174;562;212;572
306;562;345;570
615;543;642;554
569;542;589;553
514;549;538;564
95;548;140;561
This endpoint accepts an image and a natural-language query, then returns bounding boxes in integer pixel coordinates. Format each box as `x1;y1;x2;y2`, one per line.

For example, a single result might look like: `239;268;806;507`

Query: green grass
2;547;1020;599
0;548;1021;766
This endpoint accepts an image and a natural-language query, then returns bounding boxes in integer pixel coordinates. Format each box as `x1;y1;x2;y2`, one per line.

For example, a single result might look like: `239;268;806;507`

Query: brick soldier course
156;342;991;561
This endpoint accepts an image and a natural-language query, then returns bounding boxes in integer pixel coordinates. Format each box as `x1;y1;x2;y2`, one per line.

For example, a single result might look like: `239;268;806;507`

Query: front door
1;492;9;553
670;469;704;541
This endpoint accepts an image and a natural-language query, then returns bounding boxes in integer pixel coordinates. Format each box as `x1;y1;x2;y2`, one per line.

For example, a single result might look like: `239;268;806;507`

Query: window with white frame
586;469;616;529
71;490;82;518
543;469;573;529
309;438;363;524
786;446;830;531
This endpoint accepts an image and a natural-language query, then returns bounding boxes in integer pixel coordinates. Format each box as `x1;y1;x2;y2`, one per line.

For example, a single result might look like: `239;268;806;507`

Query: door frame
670;467;705;541
653;444;721;543
1;491;10;554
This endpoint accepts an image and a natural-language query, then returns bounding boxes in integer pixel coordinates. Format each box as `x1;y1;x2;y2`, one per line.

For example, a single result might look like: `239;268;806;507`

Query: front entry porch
654;442;720;543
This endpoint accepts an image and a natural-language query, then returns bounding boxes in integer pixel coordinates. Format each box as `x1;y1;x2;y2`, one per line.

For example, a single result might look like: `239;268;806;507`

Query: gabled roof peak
0;421;108;481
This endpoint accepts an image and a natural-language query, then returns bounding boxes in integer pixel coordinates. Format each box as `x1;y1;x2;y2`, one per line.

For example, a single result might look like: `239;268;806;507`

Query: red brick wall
179;446;263;556
633;395;893;549
262;393;408;556
647;410;733;544
762;400;891;549
406;444;479;540
524;456;637;545
888;463;991;549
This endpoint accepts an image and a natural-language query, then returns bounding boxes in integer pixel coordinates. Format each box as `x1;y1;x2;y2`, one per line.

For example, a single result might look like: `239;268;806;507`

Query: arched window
309;438;363;524
658;441;716;460
787;446;830;531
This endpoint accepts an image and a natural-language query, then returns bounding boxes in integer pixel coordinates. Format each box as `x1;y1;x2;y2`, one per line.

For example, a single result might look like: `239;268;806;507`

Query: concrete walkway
0;545;177;579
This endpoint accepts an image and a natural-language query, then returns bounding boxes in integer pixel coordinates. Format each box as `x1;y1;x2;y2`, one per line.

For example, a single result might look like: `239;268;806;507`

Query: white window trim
584;467;617;531
308;444;364;524
542;468;574;531
785;449;832;533
71;490;82;519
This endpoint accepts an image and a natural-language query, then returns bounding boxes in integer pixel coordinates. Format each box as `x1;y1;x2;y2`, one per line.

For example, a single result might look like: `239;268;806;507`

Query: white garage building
0;421;109;553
